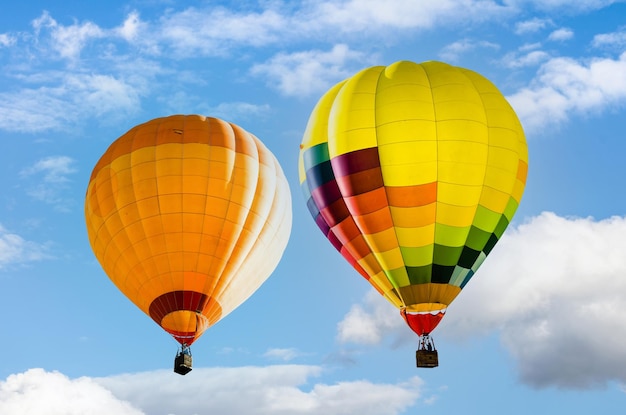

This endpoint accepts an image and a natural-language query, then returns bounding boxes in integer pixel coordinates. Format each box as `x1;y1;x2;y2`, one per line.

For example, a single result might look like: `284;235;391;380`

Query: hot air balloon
298;61;527;367
85;114;292;374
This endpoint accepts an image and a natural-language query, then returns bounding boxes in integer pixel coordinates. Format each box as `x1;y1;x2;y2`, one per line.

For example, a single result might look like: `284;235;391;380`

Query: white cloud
95;365;422;415
251;44;365;97
115;11;143;41
20;156;77;211
31;11;105;61
336;212;626;389
444;212;626;389
507;52;626;132
0;366;425;415
592;27;626;49
510;0;622;12
207;102;272;122
88;1;513;60
502;49;550;68
0;33;15;47
154;6;286;57
263;347;302;361
337;289;406;345
21;156;76;183
438;39;499;62
0;224;50;269
548;27;574;41
514;17;553;35
0;369;142;415
0;73;141;133
304;0;510;33
1;3;622;134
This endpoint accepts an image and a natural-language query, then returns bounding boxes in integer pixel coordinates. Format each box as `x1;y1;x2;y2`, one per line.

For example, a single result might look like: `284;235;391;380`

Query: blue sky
1;0;626;413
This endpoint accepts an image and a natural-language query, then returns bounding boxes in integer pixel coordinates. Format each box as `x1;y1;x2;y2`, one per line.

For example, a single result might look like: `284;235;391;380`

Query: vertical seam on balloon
157;116;178;331
374;64;408;308
129;117;170;330
126;126;149;313
202;120;244;314
198;117;226;322
180;115;192;337
462;70;492;290
195;117;213;326
211;131;268;309
199;117;227;311
423;62;437;310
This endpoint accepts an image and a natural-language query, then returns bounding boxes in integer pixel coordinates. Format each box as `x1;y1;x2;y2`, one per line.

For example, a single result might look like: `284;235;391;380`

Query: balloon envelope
86;114;292;345
298;61;527;335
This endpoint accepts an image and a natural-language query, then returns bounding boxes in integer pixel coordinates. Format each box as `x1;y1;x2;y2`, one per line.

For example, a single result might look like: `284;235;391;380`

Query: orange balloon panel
85;115;292;345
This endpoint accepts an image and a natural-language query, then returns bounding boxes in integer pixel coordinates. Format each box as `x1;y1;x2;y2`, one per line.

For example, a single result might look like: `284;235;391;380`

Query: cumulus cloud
115;11;143;42
337;289;407;345
336;212;626;389
251;44;366;97
0;369;142;415
0;366;426;415
96;365;423;415
507;52;626;132
0;224;50;269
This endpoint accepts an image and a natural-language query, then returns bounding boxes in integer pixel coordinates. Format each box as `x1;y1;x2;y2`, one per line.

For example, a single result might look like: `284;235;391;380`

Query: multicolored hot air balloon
298;61;527;367
85;114;291;374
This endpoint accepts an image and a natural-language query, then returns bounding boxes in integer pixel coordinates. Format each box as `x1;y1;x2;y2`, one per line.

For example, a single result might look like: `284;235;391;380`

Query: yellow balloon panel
86;115;292;345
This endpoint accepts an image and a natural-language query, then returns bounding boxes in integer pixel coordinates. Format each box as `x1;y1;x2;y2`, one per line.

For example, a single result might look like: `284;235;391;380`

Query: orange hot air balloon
85;115;292;374
298;61;527;367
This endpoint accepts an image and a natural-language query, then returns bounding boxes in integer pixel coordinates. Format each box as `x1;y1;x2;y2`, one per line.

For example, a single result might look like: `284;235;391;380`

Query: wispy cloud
592;27;626;49
0;33;16;47
514;17;553;35
501;45;550;68
0;73;142;134
0;224;50;269
439;39;499;62
31;11;105;61
0;3;620;133
263;347;302;361
20;156;77;211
